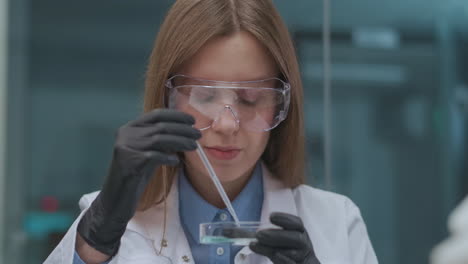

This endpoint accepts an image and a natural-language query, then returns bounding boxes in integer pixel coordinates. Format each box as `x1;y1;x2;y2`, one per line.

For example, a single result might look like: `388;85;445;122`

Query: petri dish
200;221;261;246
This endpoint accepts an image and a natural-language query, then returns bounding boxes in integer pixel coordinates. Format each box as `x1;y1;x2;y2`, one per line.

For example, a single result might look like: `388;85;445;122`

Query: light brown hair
139;0;305;210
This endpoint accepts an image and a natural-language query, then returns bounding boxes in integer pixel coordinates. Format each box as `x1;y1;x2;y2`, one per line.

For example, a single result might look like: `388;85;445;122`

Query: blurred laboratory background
0;0;467;263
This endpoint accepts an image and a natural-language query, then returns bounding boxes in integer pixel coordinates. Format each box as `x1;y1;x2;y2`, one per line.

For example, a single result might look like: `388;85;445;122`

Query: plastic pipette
195;142;240;225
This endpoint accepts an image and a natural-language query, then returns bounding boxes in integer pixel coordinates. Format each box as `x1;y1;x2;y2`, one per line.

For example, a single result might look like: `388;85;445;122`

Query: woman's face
179;31;278;184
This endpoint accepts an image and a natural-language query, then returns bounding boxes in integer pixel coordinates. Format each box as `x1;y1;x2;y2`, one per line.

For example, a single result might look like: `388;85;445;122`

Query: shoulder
292;184;357;209
292;184;362;222
291;185;378;263
78;191;100;211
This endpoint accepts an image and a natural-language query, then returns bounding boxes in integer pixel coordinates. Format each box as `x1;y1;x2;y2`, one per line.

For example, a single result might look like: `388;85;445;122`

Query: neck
184;165;255;209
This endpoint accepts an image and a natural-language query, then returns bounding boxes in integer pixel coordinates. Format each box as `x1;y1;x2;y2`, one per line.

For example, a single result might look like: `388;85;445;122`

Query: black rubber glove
77;109;201;256
250;212;321;264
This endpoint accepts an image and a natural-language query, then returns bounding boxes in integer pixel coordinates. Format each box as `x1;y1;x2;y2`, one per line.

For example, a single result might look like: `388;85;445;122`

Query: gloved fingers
139;134;198;152
276;248;307;262
146;122;201;139
249;242;276;259
256;229;306;249
128;109;195;127
115;124;200;152
101;151;178;213
136;152;178;193
270;212;305;232
221;228;256;238
250;243;296;264
271;252;296;264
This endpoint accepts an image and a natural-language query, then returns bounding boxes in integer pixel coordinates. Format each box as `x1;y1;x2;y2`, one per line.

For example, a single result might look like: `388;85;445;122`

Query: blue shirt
73;162;264;264
179;162;264;264
73;250;109;264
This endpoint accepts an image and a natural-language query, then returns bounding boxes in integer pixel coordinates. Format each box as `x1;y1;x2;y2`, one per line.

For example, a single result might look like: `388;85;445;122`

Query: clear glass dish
200;221;261;246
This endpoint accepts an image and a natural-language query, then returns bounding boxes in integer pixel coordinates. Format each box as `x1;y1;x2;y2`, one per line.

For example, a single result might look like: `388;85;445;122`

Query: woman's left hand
250;212;321;264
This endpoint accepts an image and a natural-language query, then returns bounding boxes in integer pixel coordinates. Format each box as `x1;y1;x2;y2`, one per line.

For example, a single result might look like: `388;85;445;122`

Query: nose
211;105;240;134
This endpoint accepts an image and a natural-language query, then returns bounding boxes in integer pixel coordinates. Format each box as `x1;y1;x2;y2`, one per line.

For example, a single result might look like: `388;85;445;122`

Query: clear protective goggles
165;75;291;132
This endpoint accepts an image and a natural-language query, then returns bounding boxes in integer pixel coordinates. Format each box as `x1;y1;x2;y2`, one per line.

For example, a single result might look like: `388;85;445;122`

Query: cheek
257;108;275;123
175;100;212;130
246;131;270;158
184;150;202;169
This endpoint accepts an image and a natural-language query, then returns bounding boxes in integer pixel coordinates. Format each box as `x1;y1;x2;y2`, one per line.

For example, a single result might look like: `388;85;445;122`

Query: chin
218;170;247;183
212;162;256;184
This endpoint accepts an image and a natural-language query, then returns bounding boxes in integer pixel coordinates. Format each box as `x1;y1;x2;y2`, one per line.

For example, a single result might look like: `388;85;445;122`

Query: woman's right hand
77;109;201;257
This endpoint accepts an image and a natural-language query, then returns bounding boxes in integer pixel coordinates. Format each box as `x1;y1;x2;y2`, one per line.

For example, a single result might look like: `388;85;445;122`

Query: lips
204;146;241;160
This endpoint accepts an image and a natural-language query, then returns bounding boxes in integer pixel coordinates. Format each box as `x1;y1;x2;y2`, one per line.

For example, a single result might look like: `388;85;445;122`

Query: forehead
179;31;278;82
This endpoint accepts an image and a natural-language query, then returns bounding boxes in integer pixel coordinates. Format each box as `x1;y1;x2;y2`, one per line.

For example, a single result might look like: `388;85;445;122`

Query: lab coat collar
260;162;298;225
236;163;298;261
127;174;190;261
125;162;298;263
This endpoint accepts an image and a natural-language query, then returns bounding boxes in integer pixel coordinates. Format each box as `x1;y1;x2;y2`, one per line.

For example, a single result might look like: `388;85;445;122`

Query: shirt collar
178;162;264;244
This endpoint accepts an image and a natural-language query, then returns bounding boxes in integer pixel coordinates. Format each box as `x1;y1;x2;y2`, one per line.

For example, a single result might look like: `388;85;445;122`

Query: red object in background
41;196;59;212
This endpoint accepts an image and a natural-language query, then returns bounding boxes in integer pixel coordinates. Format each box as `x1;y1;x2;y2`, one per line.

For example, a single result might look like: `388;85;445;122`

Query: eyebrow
183;73;281;82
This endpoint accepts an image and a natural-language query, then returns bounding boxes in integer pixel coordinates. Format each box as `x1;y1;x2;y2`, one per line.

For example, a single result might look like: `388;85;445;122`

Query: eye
237;89;261;105
191;87;216;102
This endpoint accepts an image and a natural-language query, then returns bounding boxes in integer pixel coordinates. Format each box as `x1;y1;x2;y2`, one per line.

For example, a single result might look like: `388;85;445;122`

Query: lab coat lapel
259;163;298;225
126;175;195;264
126;164;297;264
235;163;298;263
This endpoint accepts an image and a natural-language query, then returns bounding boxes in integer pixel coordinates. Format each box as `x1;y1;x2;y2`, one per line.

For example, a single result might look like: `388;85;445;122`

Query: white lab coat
44;164;378;264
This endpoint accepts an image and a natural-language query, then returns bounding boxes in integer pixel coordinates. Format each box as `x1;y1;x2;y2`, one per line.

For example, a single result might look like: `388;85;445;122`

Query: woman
45;0;378;263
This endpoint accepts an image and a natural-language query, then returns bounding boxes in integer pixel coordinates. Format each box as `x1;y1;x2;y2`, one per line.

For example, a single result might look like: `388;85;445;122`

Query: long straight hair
139;0;305;210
